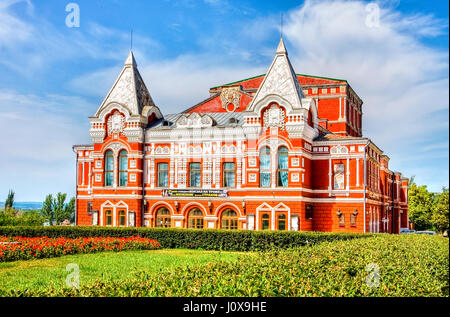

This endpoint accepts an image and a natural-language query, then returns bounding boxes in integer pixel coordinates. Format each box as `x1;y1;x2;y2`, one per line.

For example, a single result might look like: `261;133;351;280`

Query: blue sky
0;0;448;201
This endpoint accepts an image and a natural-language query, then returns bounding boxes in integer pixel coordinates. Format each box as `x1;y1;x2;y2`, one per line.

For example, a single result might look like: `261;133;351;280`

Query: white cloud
0;0;448;200
0;1;158;76
69;53;265;114
282;0;449;190
0;90;93;201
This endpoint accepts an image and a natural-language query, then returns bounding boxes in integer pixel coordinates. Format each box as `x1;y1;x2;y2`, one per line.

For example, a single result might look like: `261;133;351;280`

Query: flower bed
0;236;161;262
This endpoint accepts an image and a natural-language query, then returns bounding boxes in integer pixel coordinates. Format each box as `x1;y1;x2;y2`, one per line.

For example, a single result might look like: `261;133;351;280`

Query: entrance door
260;212;271;230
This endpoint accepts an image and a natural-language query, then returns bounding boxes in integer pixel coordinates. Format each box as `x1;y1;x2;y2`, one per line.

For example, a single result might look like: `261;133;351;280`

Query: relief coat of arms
220;87;241;112
107;111;125;135
263;105;285;131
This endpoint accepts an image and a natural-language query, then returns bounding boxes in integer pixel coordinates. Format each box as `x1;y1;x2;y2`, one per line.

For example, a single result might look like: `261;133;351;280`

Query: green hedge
0;226;372;251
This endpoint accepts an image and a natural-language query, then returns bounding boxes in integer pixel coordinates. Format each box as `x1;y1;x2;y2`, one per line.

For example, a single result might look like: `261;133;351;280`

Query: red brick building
73;39;409;233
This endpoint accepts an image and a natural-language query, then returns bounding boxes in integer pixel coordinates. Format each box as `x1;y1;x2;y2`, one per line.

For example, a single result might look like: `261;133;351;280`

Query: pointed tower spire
248;39;304;112
276;38;287;55
124;50;137;67
95;51;158;117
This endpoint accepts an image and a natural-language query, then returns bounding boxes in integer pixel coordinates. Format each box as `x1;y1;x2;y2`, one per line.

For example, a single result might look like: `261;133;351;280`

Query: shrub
6;234;448;297
0;210;45;227
0;226;372;251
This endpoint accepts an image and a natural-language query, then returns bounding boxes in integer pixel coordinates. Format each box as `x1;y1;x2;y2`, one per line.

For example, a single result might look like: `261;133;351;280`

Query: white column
346;158;350;191
271;207;275;230
328;158;332;191
356;158;360;186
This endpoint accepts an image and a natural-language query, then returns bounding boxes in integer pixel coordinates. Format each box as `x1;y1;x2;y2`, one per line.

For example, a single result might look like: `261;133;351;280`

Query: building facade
73;39;409;233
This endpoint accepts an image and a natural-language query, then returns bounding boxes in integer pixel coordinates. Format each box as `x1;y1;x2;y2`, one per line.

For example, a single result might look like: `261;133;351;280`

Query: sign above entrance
162;189;228;198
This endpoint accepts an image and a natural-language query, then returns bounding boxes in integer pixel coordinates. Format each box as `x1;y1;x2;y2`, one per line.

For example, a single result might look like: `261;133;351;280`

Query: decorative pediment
175;112;215;128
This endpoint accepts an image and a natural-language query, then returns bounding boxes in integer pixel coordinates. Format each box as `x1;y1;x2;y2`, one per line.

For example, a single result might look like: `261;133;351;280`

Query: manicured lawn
0;249;246;295
0;234;448;297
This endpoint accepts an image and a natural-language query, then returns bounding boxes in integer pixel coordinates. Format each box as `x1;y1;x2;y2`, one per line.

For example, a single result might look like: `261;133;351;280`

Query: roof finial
130;29;133;51
280;12;283;39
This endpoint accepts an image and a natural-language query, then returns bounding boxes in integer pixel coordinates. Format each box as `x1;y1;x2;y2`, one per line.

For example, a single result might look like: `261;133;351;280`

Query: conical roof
249;38;304;111
95;51;156;117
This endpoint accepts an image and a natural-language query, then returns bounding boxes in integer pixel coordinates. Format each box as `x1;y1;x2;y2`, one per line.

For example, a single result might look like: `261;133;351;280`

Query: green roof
210;73;347;90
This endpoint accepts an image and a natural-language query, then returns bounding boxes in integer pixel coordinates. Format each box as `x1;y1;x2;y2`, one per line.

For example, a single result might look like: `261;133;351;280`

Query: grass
0;249;245;295
1;234;448;297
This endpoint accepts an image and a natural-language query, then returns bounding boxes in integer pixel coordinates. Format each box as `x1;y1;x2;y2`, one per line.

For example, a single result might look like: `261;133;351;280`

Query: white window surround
100;200;129;227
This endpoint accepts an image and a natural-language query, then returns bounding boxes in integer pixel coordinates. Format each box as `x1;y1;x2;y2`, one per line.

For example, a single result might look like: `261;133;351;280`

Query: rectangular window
157;163;169;187
277;148;289;187
105;153;114;187
333;163;345;189
260;147;271;188
261;213;270;230
119;153;128;187
222;162;235;188
189;163;201;187
305;204;313;219
105;210;112;226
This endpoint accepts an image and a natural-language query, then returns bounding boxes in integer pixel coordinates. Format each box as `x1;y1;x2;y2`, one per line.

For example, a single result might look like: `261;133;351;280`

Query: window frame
157;162;169;188
222;162;236;188
105;209;112;226
104;150;114;187
188;208;204;229
155;207;171;228
189;162;202;188
221;209;238;230
118;150;128;187
277;146;289;187
260;212;271;230
118;210;126;227
259;146;271;188
277;213;287;230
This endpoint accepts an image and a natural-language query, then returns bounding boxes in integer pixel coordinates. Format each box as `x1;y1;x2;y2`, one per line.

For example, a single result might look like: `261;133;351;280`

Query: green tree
66;197;76;223
40;193;75;225
432;187;449;233
41;194;54;225
54;193;75;224
408;182;435;230
4;189;15;211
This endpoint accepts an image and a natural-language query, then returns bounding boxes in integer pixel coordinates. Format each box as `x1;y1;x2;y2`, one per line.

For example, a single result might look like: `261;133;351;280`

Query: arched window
277;214;286;230
118;210;126;227
188;208;204;229
118;150;128;187
104;150;114;186
277;146;289;187
156;207;171;228
105;210;112;226
261;213;270;230
259;146;271;187
221;209;238;229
